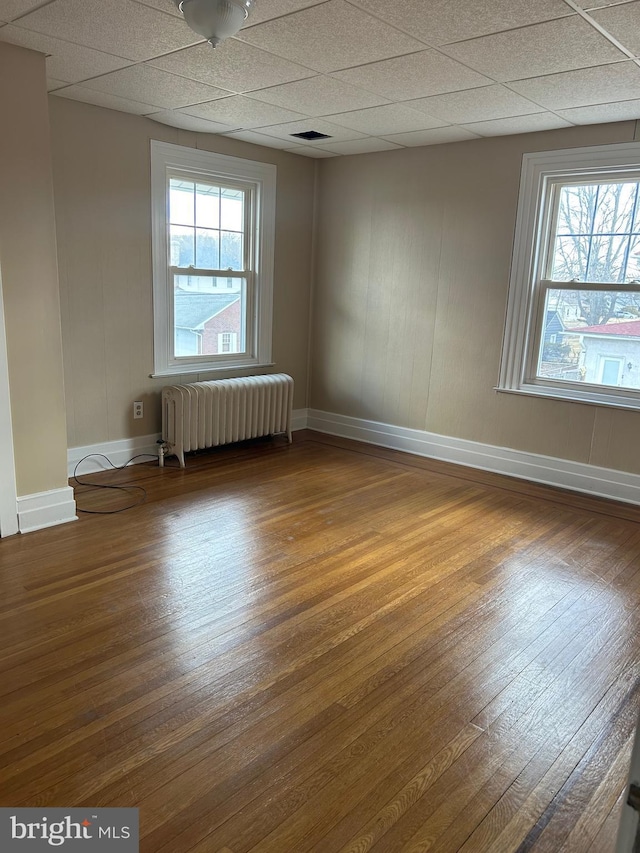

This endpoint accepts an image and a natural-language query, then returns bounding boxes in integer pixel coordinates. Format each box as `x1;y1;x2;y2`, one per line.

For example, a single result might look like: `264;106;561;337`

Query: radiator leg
178;449;186;469
158;445;165;468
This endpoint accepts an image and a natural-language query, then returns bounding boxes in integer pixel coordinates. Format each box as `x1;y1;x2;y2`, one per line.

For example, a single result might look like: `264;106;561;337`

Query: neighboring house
539;310;582;381
543;309;568;346
174;290;241;357
578;319;640;388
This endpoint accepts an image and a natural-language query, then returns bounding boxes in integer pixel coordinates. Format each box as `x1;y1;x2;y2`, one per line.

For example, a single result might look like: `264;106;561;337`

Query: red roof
579;319;640;336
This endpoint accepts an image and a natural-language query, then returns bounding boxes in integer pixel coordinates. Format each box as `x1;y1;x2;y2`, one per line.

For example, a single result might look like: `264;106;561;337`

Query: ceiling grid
0;0;638;155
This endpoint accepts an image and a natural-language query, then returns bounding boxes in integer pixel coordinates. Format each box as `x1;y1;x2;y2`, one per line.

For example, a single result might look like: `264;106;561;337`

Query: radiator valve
156;440;170;468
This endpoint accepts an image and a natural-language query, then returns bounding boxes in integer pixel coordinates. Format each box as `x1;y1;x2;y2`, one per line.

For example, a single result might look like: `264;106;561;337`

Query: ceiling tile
572;0;635;8
590;2;640;55
149;38;314;94
347;0;572;47
281;144;338;157
16;0;201;61
237;0;425;73
79;64;229;109
556;98;640;123
310;137;404;155
462;113;574;136
321;103;447;135
509;61;640;111
129;0;181;16
5;0;637;158
220;128;307;148
381;126;480;146
441;16;626;82
0;24;133;82
183;95;305;128
332;49;492;101
146;110;236;133
0;0;48;21
252;117;368;143
242;0;327;26
406;84;541;124
52;85;158;115
248;74;389;115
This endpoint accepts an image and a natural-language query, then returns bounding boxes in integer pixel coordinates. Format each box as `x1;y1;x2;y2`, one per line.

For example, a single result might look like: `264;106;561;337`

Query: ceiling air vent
290;130;332;141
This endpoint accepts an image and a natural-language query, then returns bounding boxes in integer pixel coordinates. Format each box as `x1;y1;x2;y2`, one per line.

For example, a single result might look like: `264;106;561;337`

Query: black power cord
72;453;160;514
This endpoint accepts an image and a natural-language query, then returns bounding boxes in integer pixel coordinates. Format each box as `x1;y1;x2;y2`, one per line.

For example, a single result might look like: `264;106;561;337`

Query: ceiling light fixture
174;0;255;48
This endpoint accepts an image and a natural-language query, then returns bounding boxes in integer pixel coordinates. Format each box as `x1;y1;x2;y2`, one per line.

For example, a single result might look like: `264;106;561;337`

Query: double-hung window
151;141;276;376
499;141;640;410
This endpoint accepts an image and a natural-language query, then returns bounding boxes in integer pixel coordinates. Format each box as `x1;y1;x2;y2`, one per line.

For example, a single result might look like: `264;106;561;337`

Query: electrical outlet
133;401;143;419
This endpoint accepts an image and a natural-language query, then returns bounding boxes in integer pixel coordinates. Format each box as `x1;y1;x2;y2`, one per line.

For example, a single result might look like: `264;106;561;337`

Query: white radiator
161;373;294;468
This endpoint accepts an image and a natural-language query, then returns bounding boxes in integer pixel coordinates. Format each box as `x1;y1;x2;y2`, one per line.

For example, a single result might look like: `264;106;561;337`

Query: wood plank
585;789;625;853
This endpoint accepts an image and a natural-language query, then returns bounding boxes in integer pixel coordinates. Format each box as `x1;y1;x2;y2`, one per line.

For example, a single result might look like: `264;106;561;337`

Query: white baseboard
291;408;309;432
68;411;310;477
68;434;163;477
17;486;77;534
64;411;640;507
306;409;640;507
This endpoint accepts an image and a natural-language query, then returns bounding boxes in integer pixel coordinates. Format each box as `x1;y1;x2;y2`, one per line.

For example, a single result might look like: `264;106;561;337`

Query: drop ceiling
1;0;640;157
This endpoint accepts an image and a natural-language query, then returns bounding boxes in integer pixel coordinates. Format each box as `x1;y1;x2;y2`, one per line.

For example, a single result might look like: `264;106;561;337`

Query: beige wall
311;121;640;475
28;85;640;479
49;97;315;449
0;43;69;496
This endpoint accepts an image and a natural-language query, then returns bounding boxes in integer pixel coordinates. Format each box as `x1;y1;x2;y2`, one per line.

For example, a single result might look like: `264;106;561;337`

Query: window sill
495;382;640;411
151;362;275;379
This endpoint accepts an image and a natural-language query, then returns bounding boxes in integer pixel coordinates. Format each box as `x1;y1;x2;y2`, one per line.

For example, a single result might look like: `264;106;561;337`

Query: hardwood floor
1;430;639;852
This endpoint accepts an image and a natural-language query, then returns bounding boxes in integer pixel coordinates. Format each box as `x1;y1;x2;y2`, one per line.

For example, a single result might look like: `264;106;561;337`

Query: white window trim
150;140;276;377
498;140;640;411
0;262;18;536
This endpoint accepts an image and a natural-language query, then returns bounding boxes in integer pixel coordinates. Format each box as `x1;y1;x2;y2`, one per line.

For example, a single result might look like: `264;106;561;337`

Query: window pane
556;185;597;236
174;275;245;358
195;228;219;269
196;183;220;229
169;179;194;226
220;188;244;231
633;197;640;233
552;181;640;283
220;231;243;270
593;182;637;234
169;225;194;267
551;235;589;281
586;234;627;283
626;235;640;282
538;288;640;389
